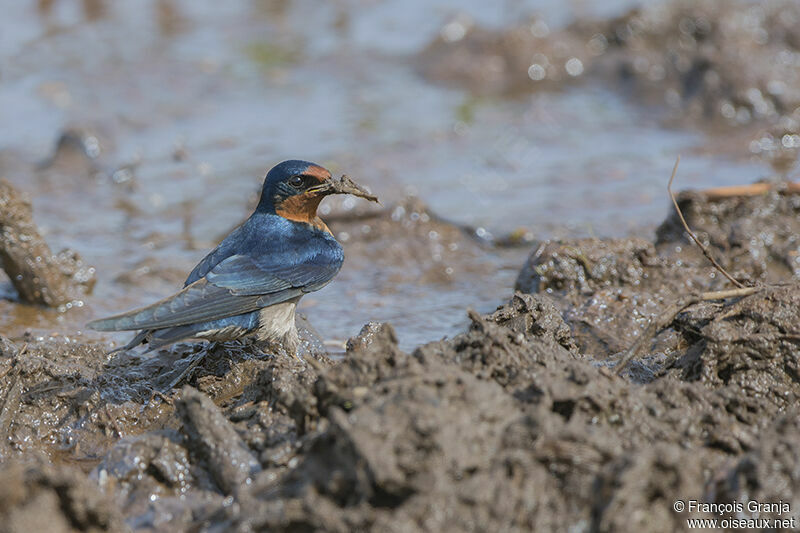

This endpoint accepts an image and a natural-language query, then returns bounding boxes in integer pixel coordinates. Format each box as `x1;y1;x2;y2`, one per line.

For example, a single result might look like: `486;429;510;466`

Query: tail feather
107;330;149;354
86;282;210;331
140;325;205;354
89;315;139;332
99;310;261;354
106;326;205;355
88;306;162;332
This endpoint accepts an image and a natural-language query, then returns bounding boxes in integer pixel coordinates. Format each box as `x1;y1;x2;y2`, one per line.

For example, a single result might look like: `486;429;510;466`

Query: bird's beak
310;175;379;203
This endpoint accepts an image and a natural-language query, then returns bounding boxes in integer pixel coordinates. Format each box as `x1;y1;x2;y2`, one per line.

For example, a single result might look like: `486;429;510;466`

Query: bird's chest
254;297;300;342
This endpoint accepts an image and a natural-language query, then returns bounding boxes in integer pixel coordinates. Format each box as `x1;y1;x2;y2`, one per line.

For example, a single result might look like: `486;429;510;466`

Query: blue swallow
88;160;378;355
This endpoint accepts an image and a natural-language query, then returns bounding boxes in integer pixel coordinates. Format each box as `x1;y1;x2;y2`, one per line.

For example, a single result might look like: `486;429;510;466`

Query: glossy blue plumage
88;160;347;353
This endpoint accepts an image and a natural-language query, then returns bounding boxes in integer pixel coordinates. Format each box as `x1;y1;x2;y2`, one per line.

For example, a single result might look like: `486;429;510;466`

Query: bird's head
257;160;378;228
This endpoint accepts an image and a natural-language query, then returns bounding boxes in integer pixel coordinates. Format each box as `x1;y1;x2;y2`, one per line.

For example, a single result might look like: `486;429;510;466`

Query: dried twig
668;157;745;289
147;389;174;406
615;294;700;375
614;287;763;375
104;405;124;438
701;181;800;199
615;159;766;375
698;287;760;301
0;362;14;381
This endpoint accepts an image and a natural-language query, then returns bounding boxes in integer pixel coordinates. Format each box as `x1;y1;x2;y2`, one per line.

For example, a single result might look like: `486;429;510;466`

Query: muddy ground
2;186;800;532
3;0;800;531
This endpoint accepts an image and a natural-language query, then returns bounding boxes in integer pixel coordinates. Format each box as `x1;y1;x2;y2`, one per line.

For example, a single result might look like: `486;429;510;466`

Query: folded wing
88;243;342;332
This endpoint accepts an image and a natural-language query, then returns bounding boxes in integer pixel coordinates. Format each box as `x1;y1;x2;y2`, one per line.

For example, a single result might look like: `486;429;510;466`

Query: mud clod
591;0;800;134
485;292;579;354
345;321;393;353
176;386;261;495
0;180;95;307
316;323;411;415
664;284;800;412
418;18;590;95
225;337;566;532
591;444;709;532
0;461;125;533
515;238;657;296
515;237;709;355
656;189;800;281
0;335;18;359
710;412;800;520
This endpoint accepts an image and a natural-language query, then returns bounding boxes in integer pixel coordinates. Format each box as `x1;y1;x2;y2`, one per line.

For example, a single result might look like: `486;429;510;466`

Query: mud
0;459;125;533
419;16;591;95
418;0;800;169
327;196;495;286
590;0;800;131
1;185;799;530
0;180;95;307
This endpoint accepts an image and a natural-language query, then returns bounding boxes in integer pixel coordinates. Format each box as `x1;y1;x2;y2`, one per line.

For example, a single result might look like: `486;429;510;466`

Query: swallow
88;160;378;355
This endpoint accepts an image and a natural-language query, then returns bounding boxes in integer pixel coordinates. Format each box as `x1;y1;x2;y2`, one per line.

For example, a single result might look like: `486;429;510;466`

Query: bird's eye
288;175;304;189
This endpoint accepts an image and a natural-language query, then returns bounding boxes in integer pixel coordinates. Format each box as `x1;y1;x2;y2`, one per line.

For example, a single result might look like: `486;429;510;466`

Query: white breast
255;297;301;350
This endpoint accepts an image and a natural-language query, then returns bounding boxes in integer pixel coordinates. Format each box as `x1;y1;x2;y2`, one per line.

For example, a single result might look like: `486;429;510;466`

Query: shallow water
0;0;775;349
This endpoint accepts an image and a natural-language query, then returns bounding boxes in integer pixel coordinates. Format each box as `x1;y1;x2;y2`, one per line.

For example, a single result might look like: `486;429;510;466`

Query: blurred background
0;0;796;348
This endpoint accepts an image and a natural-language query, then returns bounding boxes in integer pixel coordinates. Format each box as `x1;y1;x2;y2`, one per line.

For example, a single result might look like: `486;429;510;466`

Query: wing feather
88;236;343;332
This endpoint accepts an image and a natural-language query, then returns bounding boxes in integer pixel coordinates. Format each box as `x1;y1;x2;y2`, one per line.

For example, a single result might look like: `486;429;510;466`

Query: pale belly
254;297;301;348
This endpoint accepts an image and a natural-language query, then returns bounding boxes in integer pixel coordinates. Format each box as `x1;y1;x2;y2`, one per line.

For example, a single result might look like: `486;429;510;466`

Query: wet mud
418;0;800;169
0;180;95;307
2;185;800;531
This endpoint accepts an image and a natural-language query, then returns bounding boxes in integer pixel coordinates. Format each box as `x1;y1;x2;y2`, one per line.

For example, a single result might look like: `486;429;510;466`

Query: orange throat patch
276;193;331;233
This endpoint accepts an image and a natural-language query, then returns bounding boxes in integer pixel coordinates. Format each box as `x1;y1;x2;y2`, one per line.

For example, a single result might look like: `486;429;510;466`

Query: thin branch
615;159;767;376
668;156;746;288
698;287;760;300
614;294;700;375
701;181;800;199
614;286;763;375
